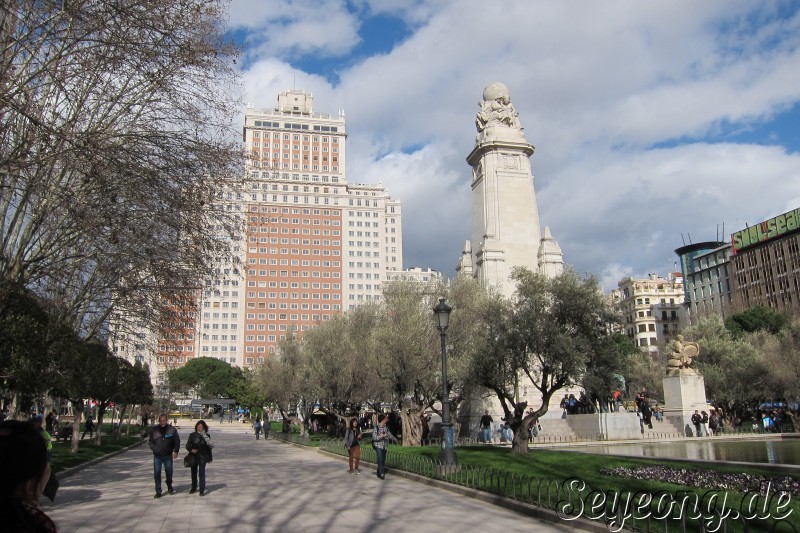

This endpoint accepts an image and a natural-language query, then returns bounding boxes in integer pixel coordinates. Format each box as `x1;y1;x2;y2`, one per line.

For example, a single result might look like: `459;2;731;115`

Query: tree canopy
168;357;242;399
468;267;623;453
724;306;789;337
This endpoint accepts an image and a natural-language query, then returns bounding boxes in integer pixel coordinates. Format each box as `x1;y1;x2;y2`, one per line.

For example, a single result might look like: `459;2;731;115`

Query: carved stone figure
666;335;700;376
476;82;522;132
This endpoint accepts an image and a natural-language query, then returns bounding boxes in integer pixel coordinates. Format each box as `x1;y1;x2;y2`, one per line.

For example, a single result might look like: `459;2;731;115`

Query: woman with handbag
344;418;363;475
185;420;214;496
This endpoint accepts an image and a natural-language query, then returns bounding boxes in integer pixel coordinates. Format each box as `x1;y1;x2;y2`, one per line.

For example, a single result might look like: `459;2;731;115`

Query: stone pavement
42;420;575;532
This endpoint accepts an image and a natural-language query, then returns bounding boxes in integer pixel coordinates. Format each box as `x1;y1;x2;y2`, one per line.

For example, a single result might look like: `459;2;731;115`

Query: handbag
183;453;195;468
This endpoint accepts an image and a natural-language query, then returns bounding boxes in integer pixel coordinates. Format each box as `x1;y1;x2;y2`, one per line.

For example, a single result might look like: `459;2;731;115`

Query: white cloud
228;0;361;58
353;0;443;25
234;1;800;287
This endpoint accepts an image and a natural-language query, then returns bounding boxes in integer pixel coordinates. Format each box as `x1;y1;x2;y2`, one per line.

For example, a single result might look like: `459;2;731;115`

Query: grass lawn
376;445;800;531
268;423;324;447
50;428;143;474
390;445;795;489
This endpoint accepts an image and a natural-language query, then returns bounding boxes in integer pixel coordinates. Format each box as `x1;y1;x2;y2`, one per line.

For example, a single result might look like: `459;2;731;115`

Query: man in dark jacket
148;414;180;498
691;410;703;437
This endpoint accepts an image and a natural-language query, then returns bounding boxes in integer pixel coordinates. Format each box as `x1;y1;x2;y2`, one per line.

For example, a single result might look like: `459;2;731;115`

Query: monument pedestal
662;373;708;437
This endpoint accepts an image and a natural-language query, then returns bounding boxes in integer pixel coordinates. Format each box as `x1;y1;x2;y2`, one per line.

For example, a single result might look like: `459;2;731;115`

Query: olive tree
469;267;621;454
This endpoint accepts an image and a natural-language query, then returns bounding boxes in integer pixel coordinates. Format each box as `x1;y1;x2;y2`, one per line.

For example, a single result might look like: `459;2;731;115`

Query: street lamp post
433;297;457;465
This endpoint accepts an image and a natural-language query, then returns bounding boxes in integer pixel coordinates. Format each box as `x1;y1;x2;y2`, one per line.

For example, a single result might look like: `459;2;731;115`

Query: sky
225;0;800;290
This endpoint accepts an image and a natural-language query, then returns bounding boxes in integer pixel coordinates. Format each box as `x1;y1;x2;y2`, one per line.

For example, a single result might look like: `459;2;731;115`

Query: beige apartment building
610;273;685;353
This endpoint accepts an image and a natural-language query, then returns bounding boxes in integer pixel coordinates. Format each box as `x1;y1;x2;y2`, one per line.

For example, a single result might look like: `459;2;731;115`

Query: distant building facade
610;273;685;353
729;206;800;315
675;242;734;326
386;267;442;286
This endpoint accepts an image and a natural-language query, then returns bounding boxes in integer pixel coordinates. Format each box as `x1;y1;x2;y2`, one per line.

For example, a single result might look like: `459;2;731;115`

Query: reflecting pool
574;438;800;465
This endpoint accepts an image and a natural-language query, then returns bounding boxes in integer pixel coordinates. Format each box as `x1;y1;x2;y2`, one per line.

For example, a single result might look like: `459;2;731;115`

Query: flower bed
601;466;800;496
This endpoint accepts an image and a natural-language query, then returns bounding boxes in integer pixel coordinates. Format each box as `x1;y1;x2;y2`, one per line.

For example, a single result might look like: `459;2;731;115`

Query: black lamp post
433;297;457;465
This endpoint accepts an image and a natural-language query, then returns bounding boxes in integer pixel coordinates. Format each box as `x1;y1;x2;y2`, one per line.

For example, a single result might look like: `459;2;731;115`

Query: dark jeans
375;446;387;477
153;455;173;494
255;427;261;439
190;462;206;491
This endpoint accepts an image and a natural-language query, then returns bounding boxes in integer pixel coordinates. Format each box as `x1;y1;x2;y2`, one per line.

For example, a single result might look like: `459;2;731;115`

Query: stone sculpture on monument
476;82;522;132
662;335;710;436
666;335;700;376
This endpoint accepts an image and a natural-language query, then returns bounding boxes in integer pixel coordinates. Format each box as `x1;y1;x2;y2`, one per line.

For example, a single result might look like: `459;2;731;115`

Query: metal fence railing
271;432;311;446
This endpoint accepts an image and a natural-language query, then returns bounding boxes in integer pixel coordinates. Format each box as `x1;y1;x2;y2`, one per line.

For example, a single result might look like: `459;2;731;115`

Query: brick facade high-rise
112;90;406;378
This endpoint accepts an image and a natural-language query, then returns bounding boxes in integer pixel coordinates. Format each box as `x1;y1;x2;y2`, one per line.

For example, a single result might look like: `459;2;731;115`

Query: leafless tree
1;0;245;340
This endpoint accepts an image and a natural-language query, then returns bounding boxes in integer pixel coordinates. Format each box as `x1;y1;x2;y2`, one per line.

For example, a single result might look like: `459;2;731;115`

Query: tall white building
113;90;406;376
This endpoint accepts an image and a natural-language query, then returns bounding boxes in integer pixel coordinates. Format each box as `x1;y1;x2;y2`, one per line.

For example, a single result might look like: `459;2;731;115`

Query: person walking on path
372;414;397;480
344;418;363;475
0;420;59;532
479;410;493;443
186;420;213;496
253;417;262;440
691;410;703;437
81;416;95;440
701;410;710;437
228;410;234;424
148;414;180;498
45;410;57;434
263;417;270;440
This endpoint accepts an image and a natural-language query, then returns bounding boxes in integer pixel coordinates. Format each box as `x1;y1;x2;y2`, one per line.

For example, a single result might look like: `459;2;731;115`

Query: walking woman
344;418;363;475
372;414;398;480
186;420;214;496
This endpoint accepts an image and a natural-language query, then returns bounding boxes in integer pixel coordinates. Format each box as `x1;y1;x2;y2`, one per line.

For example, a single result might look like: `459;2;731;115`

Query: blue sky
226;0;800;289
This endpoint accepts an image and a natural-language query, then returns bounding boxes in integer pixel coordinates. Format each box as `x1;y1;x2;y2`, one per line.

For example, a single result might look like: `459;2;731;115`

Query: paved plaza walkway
43;421;574;532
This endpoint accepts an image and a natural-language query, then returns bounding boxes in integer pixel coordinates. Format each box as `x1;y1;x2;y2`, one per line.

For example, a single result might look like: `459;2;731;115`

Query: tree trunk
451;398;462;439
127;405;137;437
785;411;800;433
95;404;108;446
115;404;127;439
511;417;532;454
8;392;19;419
399;406;424;446
70;403;84;453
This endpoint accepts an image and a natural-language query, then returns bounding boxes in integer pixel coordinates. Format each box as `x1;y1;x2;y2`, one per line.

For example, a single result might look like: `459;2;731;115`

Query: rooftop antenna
681;233;686;246
688;233;693;244
722;222;725;242
716;224;719;242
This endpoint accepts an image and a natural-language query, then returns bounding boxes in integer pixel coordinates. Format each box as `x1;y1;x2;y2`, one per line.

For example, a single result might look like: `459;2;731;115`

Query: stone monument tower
457;83;566;423
460;82;562;296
